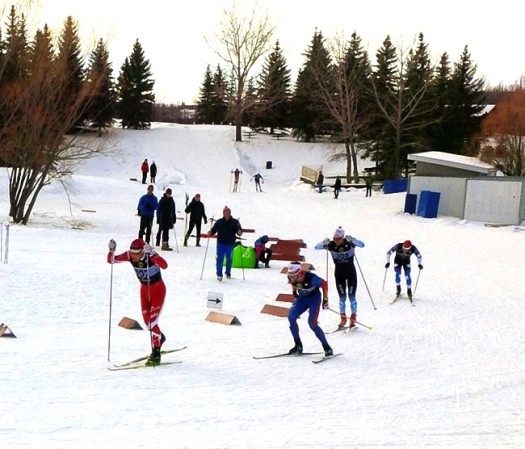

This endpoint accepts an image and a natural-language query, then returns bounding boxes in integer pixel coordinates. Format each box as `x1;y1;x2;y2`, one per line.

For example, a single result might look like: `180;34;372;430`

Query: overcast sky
22;0;525;104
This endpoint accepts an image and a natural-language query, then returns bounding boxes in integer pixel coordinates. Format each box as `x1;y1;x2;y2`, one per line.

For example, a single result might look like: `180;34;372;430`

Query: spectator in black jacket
184;193;207;247
155;188;176;251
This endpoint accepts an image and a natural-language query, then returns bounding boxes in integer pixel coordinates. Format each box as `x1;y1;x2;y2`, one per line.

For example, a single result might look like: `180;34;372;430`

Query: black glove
385;262;390;269
322;298;329;310
418;264;423;270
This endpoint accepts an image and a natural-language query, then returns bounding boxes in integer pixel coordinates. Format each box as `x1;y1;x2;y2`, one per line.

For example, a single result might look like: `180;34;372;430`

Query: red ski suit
108;250;168;348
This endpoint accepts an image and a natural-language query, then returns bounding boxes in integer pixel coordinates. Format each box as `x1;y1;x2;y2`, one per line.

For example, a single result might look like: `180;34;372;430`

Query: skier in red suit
107;238;168;365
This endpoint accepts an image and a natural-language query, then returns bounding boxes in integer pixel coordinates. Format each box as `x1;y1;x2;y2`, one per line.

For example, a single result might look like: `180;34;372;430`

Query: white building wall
464;179;522;225
408;176;467;218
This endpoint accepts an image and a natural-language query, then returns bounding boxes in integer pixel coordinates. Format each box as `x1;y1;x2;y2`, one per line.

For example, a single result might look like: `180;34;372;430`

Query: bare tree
205;2;275;141
310;32;372;182
0;11;111;224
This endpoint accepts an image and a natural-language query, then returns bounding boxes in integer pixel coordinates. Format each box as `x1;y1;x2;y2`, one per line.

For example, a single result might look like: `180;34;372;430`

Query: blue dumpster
417;191;441;218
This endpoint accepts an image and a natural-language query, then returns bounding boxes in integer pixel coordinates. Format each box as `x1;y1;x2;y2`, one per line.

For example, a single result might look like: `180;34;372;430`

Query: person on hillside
150;161;157;184
365;175;373;197
232;168;242;192
385;240;423;299
315;227;365;329
184;193;207;247
137;184;158;244
141;159;149;184
254;235;272;268
208;206;242;281
286;262;333;357
251;173;264;192
316;170;324;193
155;188;176;251
107;238;168;365
333;176;342;199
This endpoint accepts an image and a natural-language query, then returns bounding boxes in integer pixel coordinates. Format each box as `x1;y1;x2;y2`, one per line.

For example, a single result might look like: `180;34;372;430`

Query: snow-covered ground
1;124;524;449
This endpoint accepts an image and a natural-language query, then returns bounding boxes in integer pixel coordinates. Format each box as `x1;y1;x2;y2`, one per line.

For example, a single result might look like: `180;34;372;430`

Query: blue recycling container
417;190;441;218
404;193;417;214
383;179;408;194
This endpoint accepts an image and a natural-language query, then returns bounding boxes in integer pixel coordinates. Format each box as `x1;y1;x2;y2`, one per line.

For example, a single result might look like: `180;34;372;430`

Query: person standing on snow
107;238;168;365
150;161;157;184
141;159;149;184
315;227;365;329
286;262;333;357
137;184;158;244
385;240;423;299
333;176;342;199
184;193;207;247
316;170;324;193
155;188;176;251
208;206;242;281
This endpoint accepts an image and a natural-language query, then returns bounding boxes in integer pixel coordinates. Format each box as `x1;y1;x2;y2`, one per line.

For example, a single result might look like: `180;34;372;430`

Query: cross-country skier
107;238;168;365
251;173;264;192
385;240;423;299
286;262;333;357
315;227;365;329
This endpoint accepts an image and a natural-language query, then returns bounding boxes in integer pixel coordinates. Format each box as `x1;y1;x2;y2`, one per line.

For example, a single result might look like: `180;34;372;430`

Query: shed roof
408;151;497;175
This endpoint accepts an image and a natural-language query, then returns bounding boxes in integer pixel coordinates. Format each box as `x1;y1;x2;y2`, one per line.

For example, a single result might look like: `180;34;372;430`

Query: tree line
1;4;524;225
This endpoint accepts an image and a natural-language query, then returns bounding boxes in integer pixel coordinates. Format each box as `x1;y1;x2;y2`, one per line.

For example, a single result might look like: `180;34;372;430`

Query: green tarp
222;244;256;268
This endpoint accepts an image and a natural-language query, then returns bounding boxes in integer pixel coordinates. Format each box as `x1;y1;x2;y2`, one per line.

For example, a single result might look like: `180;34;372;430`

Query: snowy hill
1;124;524;448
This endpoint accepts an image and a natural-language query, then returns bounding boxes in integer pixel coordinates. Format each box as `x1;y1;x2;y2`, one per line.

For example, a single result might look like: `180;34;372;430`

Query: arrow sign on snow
207;291;224;310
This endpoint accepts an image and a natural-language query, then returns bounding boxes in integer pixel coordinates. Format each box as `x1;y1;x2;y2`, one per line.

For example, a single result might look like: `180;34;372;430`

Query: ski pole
413;268;421;295
173;225;179;253
354;255;377;310
107;248;115;362
328;307;372;330
200;216;214;280
382;266;388;291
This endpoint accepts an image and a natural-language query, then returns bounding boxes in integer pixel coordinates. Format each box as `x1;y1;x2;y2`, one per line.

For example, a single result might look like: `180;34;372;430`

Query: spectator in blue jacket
208;206;242;281
137;184;158;244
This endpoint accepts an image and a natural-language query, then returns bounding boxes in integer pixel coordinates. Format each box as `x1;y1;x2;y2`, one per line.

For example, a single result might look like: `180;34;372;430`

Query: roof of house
408;151;497;175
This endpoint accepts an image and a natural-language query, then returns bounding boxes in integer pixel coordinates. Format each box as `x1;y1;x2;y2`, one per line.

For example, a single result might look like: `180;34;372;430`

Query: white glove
108;239;116;252
323;238;330;245
143;243;154;255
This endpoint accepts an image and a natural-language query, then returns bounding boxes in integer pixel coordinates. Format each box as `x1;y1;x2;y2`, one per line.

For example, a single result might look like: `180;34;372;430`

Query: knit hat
333;227;345;239
287;262;302;277
165;188;172;195
260;235;269;243
130;238;145;253
403;240;412;249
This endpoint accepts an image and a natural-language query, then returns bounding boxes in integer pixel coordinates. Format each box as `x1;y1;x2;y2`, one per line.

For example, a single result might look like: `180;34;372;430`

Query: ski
391;294;415;306
252;351;322;360
312;353;343;364
326;325;357;334
108;361;182;371
344;326;358;334
112;346;187;368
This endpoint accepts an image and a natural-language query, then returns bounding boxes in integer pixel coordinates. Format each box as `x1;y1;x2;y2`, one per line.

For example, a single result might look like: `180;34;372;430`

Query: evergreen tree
367;35;398;178
196;65;215;123
211;64;228;123
117;39;155;129
56;16;85;132
253;40;292;132
85;39;115;132
291;30;333;141
446;46;485;153
402;33;436;163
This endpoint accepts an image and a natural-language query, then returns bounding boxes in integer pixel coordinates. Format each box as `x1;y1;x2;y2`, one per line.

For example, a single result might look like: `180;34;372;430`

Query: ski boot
407;288;413;299
146;347;161;366
160;332;166;349
288;339;303;355
323;345;334;357
396;285;401;298
217;276;223;282
338;314;347;330
349;313;357;329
